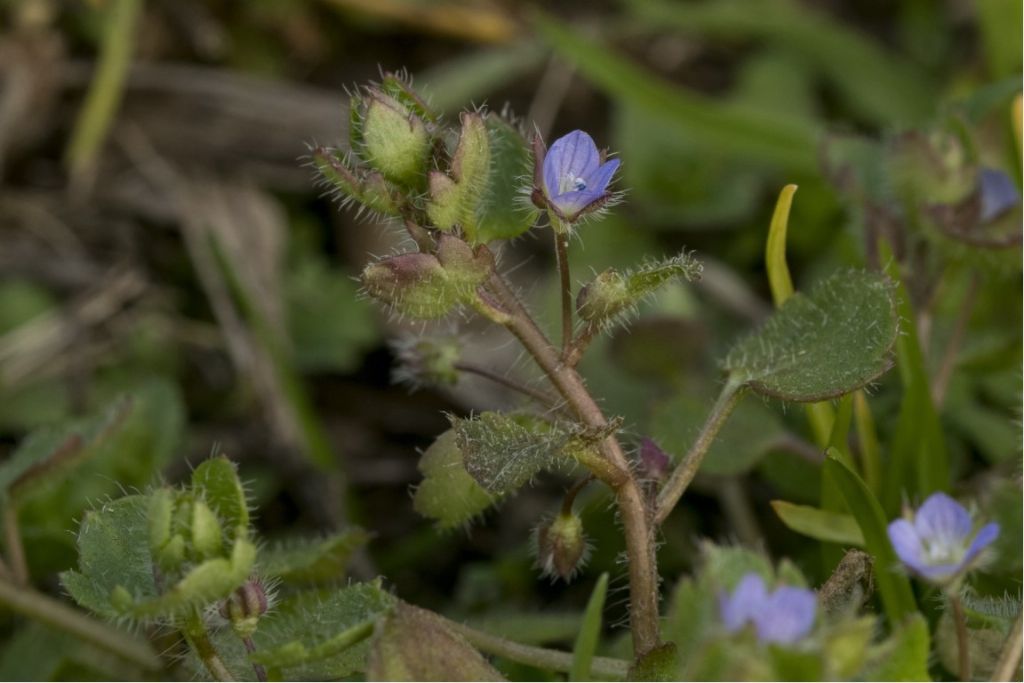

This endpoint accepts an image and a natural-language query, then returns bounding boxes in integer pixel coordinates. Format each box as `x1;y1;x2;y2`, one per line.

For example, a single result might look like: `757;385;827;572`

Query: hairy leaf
724;271;897;401
413;430;496;529
576;251;703;327
453;412;583;496
191;457;249;540
261;529;370;583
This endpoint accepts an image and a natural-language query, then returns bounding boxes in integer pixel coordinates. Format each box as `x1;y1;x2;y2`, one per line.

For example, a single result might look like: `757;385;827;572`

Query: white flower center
921;537;963;566
564;174;587;192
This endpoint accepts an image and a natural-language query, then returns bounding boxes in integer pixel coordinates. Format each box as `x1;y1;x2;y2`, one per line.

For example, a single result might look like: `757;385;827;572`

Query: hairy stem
566;321;600;368
482;269;661;656
553;229;574;358
0;578;162;672
454;362;559;407
242;636;268;682
991;611;1023;682
951;593;971;683
445;618;629;679
655;382;745;524
184;611;235;682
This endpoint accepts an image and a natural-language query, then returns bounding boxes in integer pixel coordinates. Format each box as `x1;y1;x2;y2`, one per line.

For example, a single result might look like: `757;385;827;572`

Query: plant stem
482;269;661;656
445;618;629;679
991;611;1023;682
0;578;162;672
184;611;235;682
565;321;599;368
951;593;971;682
552;228;574;358
454;362;559;407
242;636;268;682
655;382;745;524
3;502;28;586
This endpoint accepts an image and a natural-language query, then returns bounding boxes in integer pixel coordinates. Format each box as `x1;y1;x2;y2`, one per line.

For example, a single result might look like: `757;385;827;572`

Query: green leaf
413;430;496;529
823;451;916;626
536;13;819;172
724;271;898;401
664;576;715;673
427;113;538;244
61;496;157;619
367;603;504;681
204;581;394;680
473;115;540;243
864;614;931;681
879;240;950;513
260;529;370;583
570;573;608;681
770;501;864;546
453;412;584;496
649;391;785;476
286;257;378;372
191;456;249;539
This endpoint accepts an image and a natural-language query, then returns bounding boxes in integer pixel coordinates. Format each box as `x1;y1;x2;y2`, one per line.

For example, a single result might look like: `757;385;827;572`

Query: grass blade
824;449;917;627
571;572;608;681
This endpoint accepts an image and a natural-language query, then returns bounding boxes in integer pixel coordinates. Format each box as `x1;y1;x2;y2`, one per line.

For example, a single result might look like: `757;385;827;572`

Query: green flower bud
577;269;629;323
362;253;453;319
536;512;589;581
148;488;174;557
358;90;430;186
890;130;975;206
311;146;401;217
110;585;134;613
426;112;490;235
435;234;492;288
191;499;224;560
157;534;187;570
219;576;270;638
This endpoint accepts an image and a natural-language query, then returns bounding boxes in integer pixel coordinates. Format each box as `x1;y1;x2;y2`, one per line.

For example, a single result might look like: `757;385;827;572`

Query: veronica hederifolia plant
306;73;908;669
51;72;926;680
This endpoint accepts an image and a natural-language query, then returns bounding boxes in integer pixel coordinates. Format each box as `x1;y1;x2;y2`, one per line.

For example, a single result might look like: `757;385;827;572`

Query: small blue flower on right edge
887;492;1000;585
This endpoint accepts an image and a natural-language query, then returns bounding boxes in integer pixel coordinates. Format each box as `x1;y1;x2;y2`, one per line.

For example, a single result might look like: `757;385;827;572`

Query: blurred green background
0;0;1020;676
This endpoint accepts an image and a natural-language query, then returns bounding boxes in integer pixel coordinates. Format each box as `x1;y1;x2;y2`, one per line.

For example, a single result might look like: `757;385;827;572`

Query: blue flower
540;130;620;223
978;168;1021;223
719;572;817;645
887;492;999;584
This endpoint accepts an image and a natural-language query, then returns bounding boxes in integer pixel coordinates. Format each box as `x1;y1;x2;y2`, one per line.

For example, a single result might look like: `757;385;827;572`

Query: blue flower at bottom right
887;492;999;585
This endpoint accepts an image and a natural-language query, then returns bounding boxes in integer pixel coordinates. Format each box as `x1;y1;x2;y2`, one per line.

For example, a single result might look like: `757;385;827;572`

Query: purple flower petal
915;561;965;582
963;522;1000;564
979;168;1021;222
543;131;600;198
719;573;767;633
755;586;816;645
888;518;925;571
582;158;620;195
913;493;972;547
547;189;604;216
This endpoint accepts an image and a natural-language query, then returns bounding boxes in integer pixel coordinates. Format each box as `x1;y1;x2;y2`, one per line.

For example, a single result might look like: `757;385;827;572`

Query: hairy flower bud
576;269;629;323
362;253;452;319
536;512;589;581
219;576;270;638
355;89;431;187
191;499;224;560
